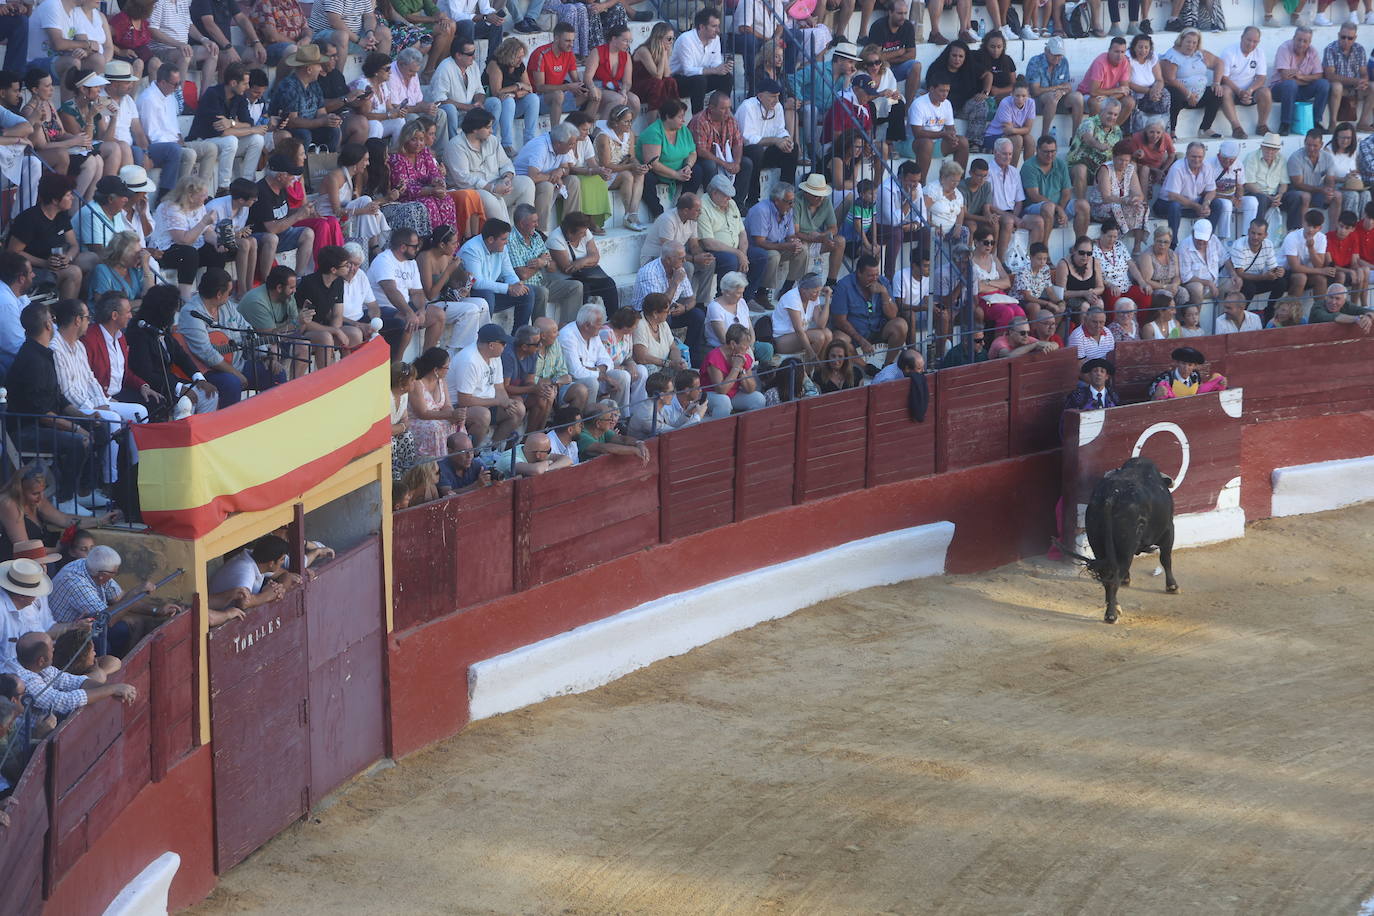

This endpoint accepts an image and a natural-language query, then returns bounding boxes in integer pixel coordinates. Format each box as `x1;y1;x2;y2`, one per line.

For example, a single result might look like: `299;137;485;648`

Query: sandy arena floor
193;505;1374;915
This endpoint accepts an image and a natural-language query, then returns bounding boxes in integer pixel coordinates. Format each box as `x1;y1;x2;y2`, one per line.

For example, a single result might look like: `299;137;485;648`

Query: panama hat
832;41;863;61
0;557;53;597
118;164;156;193
284;45;324;68
799;174;832;196
103;60;136;82
10;539;61;566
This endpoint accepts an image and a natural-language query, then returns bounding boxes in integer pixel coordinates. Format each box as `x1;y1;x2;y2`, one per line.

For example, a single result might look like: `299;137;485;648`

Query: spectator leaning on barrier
14;631;135;719
50;545;179;655
990;315;1060;358
1214;292;1264;334
451;322;526;448
207;534;299;614
1308;282;1374;330
577;400;648;463
702;324;765;416
492;429;572;477
437;430;492;496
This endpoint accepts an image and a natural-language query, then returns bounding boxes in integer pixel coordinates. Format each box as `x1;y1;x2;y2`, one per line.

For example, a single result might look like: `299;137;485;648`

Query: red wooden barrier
47;637;153;883
1008;349;1082;456
734;402;798;521
1112;336;1228;404
305;539;386;804
151;609;197;781
1223;324;1374;421
0;741;48;914
936;360;1012;472
518;444;661;588
795;386;868;502
865;376;938;487
392;480;517;631
660;417;736;541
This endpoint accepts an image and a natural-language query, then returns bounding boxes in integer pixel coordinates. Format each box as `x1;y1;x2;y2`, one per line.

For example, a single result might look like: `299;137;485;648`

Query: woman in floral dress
388;120;457;236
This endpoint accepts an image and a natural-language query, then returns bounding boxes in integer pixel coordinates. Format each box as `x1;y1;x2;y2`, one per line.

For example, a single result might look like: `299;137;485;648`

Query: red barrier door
208;589;310;873
304;537;386;803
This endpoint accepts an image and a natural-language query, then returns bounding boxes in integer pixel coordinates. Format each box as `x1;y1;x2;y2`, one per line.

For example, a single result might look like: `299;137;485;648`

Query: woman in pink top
702;324;766;415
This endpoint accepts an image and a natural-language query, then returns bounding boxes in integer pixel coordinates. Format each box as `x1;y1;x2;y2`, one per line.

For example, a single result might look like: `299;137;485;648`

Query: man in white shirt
0;252;32;380
988;137;1045;260
512;122;581;231
1154;141;1225;247
439;0;504;45
1281;207;1332;298
427;38;487;142
735;79;798;208
1217;26;1272;138
0;557;61;675
449;323;525;447
557;302;629;408
671;7;732;113
367;228;447;356
639;192;716;306
1229;217;1287;306
906;76;967;183
1214;293;1264;334
136;62;218;195
1067;307;1116;360
1178;219;1228;304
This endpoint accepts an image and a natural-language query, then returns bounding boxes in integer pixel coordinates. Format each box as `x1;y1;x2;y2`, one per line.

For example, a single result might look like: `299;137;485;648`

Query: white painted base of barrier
468;522;957;722
1271;455;1374;518
1173;506;1247;549
101;852;180;916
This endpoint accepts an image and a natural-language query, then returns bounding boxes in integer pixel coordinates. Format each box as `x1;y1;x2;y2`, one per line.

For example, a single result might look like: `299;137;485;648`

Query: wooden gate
207;538;388;871
208;588;310;873
305;537;386;802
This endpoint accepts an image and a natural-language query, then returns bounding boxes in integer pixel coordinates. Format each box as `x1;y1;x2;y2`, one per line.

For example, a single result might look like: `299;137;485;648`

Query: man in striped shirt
15;631;135;719
309;0;393;68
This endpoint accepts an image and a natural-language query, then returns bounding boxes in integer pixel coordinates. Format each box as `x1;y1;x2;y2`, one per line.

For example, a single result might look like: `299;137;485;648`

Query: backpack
1062;0;1092;38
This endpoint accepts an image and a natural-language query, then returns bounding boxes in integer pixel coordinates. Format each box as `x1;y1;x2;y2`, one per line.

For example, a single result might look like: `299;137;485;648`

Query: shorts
275;226;309;251
1024;199;1078;217
539;88;581;113
313;28;369;54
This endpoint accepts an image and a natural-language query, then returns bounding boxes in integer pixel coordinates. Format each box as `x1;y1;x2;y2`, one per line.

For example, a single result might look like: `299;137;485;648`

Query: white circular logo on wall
1131;422;1189;492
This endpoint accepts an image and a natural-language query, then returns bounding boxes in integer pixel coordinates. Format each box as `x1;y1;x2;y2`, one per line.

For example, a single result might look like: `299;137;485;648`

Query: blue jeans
892;59;916;82
206;360;285;408
0;13;28;72
288;125;342;151
474;286;535;329
507;0;546;18
147;141;184;191
439;103;462;142
1273;77;1331;131
484;93;541;150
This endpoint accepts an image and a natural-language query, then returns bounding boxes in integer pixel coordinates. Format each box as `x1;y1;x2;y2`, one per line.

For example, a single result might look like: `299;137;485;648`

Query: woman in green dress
380;0;456;80
636;99;701;218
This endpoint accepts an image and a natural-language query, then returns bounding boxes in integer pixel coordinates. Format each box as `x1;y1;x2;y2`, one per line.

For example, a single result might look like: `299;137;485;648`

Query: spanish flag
132;338;392;539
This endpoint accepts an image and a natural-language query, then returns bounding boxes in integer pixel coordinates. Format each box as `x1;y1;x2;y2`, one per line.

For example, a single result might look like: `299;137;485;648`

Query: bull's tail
1055;492;1117;583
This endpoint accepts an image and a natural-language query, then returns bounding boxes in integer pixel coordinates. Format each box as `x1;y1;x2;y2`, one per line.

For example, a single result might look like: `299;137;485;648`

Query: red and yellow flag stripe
132;338;392;539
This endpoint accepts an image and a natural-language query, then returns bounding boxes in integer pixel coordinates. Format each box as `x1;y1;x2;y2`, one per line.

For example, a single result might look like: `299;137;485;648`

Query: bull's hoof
1166;584;1180;594
1104;608;1119;624
1121;577;1131;588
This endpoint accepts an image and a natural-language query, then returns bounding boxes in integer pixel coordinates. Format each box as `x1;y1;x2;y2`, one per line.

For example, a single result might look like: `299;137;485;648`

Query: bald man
15;631;136;718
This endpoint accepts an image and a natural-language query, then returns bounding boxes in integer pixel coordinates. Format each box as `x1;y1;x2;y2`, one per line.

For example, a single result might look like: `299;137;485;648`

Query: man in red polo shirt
529;22;590;126
1326;209;1371;308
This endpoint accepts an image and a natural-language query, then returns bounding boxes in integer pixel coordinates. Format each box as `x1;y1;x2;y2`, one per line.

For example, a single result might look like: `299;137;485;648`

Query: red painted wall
43;746;217;915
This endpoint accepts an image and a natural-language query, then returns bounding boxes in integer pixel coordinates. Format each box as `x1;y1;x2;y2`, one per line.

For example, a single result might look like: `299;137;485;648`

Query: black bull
1065;457;1180;623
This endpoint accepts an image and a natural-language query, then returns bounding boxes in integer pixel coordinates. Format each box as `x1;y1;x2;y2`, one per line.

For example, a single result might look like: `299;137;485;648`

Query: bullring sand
195;504;1374;915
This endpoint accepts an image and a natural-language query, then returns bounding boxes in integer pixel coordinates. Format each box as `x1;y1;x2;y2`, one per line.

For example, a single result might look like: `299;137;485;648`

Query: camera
216;218;239;254
486;466;506;482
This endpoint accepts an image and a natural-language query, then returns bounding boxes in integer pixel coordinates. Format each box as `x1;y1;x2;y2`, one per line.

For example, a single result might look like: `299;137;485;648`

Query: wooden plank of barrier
660;418;737;541
1222;325;1374;421
866;375;938;487
0;741;49;914
1008;349;1082;457
735;402;798;521
799;387;868;502
390;499;457;631
936;360;1012;472
151;609;197;781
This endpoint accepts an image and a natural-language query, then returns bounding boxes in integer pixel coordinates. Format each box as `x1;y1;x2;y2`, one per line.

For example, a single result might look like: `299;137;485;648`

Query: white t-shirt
891;268;930;306
448;342;499;400
1281;228;1326;266
205;195;248;232
770;288;815;337
29;0;75;61
907;94;954;131
341;269;372;322
111;94;138;146
208;549;266;596
1220;43;1267;87
1215;310;1263;334
546;227;588;259
705;297;752;348
72;5;107;43
0;592;55;675
549;431;580;464
367;249;422;309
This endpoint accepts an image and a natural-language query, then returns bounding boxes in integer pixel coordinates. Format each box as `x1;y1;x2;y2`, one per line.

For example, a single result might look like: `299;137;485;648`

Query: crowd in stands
0;4;1371;554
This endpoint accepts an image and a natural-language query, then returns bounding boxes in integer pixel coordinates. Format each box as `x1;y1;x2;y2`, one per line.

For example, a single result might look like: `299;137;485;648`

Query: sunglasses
1075;249;1092;255
863;60;881;68
980;239;995;246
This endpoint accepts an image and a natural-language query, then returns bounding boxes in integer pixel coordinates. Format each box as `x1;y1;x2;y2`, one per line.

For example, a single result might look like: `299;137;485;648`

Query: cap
1192;219;1213;241
1171;346;1206;364
117;164;156;193
477;323;512;344
1261;131;1283;149
756;77;783;95
707;173;736;197
849;73;875;95
1219;139;1239;158
1046;37;1066;55
95;175;133;197
267;152;305;175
